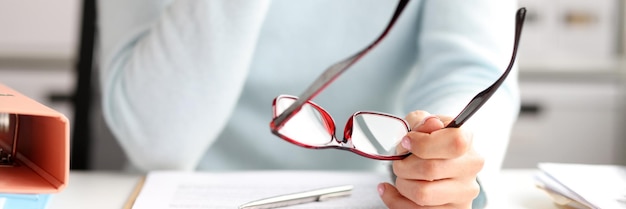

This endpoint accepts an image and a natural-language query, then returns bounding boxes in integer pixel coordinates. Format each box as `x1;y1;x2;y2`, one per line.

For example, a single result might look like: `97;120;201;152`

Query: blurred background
0;0;624;170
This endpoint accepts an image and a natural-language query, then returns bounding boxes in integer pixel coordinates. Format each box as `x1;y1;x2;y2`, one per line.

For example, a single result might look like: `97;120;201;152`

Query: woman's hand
379;110;485;209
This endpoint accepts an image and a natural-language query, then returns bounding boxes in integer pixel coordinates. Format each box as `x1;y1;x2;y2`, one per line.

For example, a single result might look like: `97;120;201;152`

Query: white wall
0;0;80;60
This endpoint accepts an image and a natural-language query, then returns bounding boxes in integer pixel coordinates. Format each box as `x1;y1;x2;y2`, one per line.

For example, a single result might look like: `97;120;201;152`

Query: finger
378;183;463;209
378;183;421;209
392;149;484;180
395;177;481;206
434;115;454;126
397;114;445;155
405;111;444;133
404;127;474;159
413;115;445;133
404;110;430;130
452;202;474;209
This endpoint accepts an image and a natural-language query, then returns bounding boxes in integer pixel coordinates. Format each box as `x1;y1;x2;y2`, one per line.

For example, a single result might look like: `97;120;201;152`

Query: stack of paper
128;171;391;209
0;193;52;209
534;162;626;209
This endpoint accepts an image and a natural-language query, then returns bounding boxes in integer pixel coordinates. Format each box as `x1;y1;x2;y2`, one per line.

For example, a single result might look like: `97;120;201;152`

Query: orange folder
0;83;69;193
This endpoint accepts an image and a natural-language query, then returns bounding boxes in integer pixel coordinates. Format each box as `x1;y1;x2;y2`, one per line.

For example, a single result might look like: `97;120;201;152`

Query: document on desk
131;171;390;209
534;162;626;209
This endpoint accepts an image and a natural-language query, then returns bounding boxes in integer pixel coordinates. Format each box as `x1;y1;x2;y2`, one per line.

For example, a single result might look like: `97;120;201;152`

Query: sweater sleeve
96;0;270;171
404;0;520;202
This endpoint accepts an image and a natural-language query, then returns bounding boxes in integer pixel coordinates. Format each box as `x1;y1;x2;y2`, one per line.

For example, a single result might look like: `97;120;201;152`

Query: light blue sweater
97;0;519;200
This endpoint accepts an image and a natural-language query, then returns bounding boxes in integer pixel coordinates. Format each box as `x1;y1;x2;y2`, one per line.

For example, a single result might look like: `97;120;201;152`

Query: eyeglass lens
275;97;409;157
275;97;334;146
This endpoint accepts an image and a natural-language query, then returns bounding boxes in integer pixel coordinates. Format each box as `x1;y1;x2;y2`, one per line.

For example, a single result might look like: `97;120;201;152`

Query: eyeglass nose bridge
335;136;355;149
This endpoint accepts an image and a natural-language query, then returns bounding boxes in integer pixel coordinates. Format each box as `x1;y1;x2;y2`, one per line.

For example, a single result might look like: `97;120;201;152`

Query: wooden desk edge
122;176;146;209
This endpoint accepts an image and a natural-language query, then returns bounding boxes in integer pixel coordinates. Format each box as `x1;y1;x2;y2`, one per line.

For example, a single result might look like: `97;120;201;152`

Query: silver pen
238;185;353;209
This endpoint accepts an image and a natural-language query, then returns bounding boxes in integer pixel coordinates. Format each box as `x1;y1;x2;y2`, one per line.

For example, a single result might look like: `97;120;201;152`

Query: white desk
48;169;559;209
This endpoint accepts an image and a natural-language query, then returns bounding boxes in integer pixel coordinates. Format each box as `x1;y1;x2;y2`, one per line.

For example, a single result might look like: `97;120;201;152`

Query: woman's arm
404;0;520;203
96;0;270;171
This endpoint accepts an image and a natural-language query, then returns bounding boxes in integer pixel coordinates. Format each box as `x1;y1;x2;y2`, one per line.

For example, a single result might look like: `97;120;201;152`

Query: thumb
413;115;445;134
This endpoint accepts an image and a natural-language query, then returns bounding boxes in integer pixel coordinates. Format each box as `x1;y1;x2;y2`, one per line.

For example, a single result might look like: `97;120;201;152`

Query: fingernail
377;183;385;196
401;136;411;150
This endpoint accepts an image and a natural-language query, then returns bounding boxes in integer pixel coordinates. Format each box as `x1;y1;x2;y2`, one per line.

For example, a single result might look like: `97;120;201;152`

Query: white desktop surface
48;169;558;209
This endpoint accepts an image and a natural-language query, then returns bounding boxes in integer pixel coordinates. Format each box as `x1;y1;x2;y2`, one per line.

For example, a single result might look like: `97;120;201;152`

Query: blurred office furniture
72;0;126;170
503;0;626;168
71;0;96;170
504;73;624;168
517;0;621;70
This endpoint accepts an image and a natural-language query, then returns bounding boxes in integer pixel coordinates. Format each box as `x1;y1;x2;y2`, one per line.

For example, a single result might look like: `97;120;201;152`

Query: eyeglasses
270;2;527;160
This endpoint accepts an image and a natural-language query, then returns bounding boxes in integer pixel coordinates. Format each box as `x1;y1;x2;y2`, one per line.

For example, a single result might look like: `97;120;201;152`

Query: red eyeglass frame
271;95;412;160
